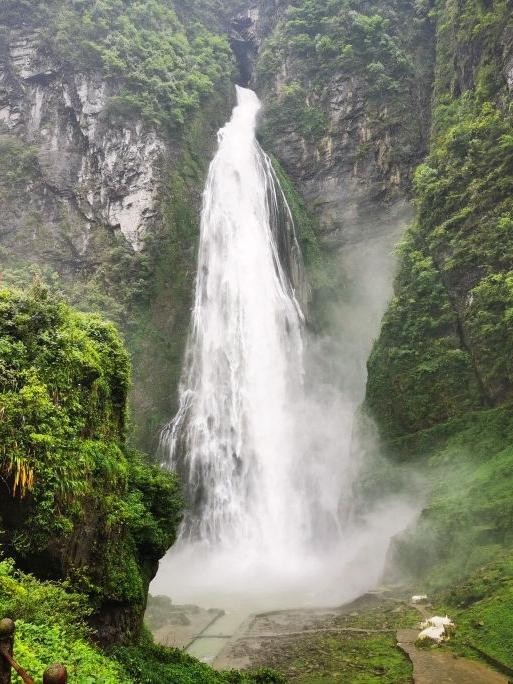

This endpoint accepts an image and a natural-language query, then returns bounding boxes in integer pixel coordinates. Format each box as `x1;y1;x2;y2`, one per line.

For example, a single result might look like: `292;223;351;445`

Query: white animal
418;615;455;643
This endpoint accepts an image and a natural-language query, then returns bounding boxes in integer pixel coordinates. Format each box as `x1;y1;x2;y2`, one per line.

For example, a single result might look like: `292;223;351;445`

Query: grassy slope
384;407;513;676
437;556;513;675
363;2;513;674
238;600;418;684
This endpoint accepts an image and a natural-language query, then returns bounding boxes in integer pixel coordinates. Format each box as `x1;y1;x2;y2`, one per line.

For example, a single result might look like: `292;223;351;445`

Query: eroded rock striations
0;3;237;448
0;29;165;252
254;1;435;251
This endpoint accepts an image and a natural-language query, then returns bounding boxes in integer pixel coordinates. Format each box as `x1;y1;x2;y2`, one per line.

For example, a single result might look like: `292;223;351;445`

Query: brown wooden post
0;619;15;684
43;664;68;684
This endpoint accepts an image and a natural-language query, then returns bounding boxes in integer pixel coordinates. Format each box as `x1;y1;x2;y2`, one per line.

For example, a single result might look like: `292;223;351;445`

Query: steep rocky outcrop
254;1;435;251
0;2;235;448
230;0;284;85
366;1;513;443
0;29;165;252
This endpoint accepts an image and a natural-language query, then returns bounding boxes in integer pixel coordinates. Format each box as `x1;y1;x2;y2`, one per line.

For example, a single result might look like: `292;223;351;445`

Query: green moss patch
390;405;513;591
431;556;513;676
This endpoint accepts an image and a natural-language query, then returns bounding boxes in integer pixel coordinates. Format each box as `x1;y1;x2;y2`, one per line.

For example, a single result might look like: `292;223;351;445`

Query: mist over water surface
151;87;418;612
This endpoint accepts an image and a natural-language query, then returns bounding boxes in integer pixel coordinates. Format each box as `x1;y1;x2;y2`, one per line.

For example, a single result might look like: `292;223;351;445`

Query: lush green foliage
258;0;419;92
391;405;513;586
2;0;234;128
0;559;128;683
367;0;513;438
0;286;181;610
0;284;129;502
365;7;513;675
433;0;510;102
113;630;285;684
257;0;433;158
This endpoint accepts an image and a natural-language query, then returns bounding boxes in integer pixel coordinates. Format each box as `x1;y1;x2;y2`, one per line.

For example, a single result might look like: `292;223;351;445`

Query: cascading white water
152;87;418;612
164;86;318;555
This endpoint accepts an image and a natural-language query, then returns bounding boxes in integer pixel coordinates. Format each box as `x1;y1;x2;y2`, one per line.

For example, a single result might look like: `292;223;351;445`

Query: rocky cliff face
253;0;435;252
1;29;165;252
0;2;236;448
230;0;284;85
6;0;510;453
0;0;437;446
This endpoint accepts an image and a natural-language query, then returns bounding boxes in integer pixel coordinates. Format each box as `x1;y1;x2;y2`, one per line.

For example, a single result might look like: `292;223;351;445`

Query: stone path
397;628;509;684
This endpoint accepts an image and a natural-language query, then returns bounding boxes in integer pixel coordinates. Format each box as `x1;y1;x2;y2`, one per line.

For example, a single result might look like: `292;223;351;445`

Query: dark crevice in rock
230;14;259;86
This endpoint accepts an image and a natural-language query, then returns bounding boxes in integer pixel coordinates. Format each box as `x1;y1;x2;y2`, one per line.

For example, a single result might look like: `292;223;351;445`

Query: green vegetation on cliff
257;0;433;188
3;0;234;128
258;0;419;96
365;4;513;661
0;91;232;453
0;286;181;636
367;0;513;439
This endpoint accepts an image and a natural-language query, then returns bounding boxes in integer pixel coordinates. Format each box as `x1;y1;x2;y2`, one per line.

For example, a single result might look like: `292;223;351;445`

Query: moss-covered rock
366;0;513;442
0;286;181;644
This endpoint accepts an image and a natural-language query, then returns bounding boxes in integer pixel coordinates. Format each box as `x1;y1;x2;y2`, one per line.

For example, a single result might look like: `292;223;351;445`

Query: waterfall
154;86;418;611
163;87;315;555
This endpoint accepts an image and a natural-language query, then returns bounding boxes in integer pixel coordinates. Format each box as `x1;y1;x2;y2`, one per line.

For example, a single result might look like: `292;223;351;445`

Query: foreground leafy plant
0;285;181;620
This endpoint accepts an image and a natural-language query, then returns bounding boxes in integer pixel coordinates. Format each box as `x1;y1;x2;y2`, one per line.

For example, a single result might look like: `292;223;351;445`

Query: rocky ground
146;589;511;682
209;593;510;683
